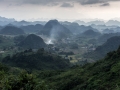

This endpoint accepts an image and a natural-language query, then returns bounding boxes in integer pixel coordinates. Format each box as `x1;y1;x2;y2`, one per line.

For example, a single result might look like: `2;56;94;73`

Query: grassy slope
38;47;120;90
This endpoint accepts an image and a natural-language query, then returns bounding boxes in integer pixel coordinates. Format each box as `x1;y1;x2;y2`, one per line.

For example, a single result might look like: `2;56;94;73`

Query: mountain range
75;20;120;26
20;24;43;34
84;36;120;60
38;20;72;39
0;16;15;22
63;22;98;34
1;16;120;26
0;26;25;35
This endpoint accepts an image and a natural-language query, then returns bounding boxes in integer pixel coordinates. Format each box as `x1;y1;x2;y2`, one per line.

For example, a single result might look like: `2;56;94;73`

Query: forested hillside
84;36;120;60
39;46;120;90
1;46;120;90
18;34;46;49
2;48;70;70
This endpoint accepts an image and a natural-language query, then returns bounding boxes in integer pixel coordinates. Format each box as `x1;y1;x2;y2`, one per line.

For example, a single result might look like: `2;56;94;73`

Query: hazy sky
0;0;120;21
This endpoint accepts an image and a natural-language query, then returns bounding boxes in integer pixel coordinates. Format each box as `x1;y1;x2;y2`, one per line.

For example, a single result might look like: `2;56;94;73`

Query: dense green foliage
0;35;15;49
0;64;49;90
1;45;120;90
1;20;120;90
2;48;70;70
38;46;120;90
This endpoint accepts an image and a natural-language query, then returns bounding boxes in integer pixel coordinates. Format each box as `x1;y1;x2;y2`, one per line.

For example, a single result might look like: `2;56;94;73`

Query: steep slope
38;20;72;39
0;26;25;35
98;33;120;43
39;46;120;90
84;36;120;60
18;34;46;49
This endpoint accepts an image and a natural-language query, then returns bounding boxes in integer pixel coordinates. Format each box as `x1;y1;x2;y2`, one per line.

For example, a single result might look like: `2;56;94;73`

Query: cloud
60;2;74;8
100;3;110;6
22;0;53;5
0;0;119;6
79;0;103;5
78;0;119;5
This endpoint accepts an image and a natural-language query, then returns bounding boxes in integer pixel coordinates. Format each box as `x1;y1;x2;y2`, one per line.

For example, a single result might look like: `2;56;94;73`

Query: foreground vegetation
0;64;49;90
1;46;120;90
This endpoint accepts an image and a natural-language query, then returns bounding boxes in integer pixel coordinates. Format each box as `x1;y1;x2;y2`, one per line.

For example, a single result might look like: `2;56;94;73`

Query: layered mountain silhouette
18;34;46;49
102;28;114;34
96;36;120;53
0;16;15;22
20;24;43;33
38;20;72;39
64;23;97;34
0;26;25;35
106;20;120;26
11;20;31;26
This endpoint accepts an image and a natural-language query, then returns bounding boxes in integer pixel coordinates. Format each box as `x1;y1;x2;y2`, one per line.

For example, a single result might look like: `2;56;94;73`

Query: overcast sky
0;0;120;22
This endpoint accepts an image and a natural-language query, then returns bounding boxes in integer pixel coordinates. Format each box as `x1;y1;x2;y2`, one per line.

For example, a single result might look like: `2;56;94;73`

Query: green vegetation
1;20;120;90
1;46;120;89
0;35;15;49
0;63;49;90
2;48;70;70
38;46;120;90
